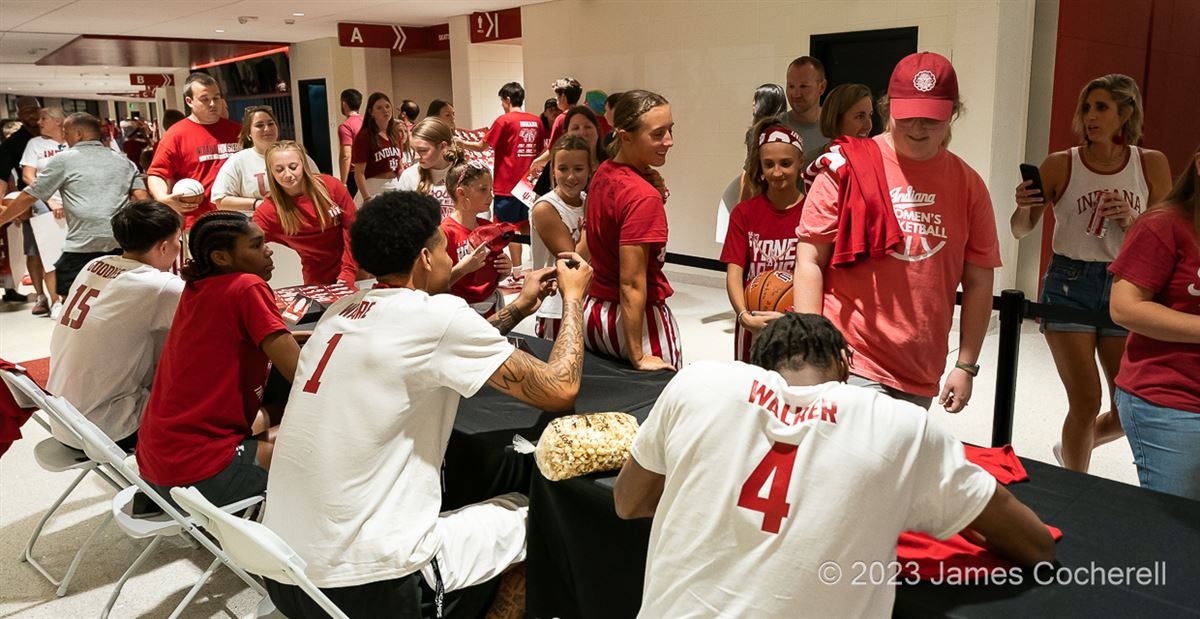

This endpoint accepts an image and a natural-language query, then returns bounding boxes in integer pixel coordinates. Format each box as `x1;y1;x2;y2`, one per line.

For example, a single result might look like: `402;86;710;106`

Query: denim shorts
1116;388;1200;501
1038;254;1127;337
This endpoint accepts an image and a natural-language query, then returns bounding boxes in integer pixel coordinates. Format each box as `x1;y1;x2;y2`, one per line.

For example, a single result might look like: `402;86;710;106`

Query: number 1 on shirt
737;442;799;534
302;333;343;394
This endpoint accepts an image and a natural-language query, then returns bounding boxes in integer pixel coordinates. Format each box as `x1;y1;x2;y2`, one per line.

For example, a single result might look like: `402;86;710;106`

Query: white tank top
1051;146;1150;262
530;189;586;270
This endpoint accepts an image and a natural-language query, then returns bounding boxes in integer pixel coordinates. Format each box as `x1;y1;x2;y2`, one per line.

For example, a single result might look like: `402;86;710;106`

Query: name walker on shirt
748;380;839;426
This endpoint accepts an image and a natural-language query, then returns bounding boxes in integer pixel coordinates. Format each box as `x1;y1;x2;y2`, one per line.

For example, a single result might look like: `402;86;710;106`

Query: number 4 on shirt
737;442;799;534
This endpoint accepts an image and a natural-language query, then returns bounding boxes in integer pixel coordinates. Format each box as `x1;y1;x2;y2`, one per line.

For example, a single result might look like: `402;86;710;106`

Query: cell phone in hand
1019;163;1044;196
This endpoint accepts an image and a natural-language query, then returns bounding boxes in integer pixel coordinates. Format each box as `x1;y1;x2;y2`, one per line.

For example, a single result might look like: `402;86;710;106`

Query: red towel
0;359;38;459
823;136;904;268
896;444;1061;581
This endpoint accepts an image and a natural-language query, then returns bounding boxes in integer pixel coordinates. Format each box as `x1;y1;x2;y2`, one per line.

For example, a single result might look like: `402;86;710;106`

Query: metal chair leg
101;536;162;619
166;556;222;619
55;512;112;596
21;467;91;585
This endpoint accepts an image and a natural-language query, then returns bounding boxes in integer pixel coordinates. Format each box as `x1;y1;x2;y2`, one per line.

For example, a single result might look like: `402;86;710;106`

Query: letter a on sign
351;27;363;43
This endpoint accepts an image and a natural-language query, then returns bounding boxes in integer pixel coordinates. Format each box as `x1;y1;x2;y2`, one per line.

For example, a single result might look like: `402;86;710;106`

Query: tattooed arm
487;254;593;412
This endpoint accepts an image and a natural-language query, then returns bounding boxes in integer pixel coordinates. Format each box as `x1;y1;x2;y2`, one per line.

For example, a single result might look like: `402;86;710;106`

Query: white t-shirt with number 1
264;288;514;588
631;361;996;618
47;255;183;449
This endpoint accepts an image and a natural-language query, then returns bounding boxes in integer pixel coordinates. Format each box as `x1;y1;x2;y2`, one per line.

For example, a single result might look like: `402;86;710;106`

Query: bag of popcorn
513;412;640;481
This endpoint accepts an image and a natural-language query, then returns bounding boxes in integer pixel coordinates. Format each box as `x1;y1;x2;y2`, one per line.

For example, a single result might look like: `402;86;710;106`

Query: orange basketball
744;270;794;313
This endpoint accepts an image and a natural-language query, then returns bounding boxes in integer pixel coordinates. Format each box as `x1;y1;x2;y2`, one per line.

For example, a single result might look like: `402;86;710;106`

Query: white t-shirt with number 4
631;361;996;618
264;288;514;588
47;256;183;449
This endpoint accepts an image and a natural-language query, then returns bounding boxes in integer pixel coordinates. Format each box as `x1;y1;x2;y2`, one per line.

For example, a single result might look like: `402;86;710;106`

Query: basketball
172;178;205;204
744;270;794;313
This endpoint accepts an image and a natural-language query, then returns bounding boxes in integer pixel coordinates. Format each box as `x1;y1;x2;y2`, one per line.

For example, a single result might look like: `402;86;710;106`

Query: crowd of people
1;48;1197;617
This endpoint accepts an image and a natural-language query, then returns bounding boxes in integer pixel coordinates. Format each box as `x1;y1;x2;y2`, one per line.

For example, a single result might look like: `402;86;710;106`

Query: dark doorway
811;27;918;136
298;78;331;174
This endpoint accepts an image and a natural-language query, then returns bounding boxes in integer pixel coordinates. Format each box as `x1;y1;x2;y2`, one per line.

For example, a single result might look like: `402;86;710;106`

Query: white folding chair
36;389;268;618
172;486;350;619
1;369;124;596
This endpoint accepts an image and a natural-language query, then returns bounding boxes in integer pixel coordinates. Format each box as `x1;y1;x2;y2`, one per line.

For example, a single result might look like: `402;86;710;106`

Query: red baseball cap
888;52;958;121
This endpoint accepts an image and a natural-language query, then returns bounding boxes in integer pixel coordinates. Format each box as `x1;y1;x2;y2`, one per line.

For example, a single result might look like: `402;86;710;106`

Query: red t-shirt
137;273;288;486
547;113;567;152
351;129;404;179
1109;207;1200;412
485;111;545;196
586;160;673;304
442;216;502;303
797;134;1002;396
338;114;364;147
253;175;359;288
147;117;242;227
720;194;804;284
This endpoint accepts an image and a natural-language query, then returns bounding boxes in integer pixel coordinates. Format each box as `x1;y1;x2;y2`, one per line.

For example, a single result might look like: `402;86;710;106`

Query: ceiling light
216;29;225;32
292;12;304;16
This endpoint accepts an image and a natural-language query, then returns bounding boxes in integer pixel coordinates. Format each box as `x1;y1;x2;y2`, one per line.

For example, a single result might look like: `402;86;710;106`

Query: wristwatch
954;361;980;376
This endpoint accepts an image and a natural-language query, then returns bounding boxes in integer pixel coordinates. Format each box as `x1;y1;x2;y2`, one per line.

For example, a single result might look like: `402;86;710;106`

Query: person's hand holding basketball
739;310;785;334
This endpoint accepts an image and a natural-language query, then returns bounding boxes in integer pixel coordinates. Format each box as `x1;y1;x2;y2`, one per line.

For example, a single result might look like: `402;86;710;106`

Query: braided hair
750;313;849;374
181;211;251;282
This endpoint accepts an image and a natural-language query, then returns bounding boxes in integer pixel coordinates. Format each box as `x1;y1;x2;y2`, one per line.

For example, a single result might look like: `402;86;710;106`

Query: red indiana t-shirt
253;175;359;288
720;194;804;284
797;134;1002;397
485;111;545;196
147;117;242;228
586;160;673;304
351;130;404;179
136;273;288;487
442;216;502;303
1109;207;1200;412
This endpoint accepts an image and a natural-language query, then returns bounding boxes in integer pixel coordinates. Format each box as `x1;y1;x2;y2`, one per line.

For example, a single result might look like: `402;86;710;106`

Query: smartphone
1019;163;1044;196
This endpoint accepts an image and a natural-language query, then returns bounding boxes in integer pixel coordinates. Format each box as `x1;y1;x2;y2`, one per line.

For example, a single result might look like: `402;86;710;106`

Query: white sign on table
29;211;67;273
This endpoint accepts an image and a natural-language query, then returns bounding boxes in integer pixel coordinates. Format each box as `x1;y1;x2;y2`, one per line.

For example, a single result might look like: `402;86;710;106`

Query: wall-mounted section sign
469;8;522;43
129;73;173;87
338;22;451;56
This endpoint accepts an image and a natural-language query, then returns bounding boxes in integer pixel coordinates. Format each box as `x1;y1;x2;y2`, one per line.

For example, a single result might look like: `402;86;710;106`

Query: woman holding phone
1011;74;1171;472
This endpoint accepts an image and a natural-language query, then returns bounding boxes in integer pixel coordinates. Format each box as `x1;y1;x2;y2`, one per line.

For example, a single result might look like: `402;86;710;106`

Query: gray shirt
779;113;829;168
25;140;145;252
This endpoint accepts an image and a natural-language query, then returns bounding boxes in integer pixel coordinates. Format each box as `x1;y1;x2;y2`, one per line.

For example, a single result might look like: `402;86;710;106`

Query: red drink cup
1087;200;1108;238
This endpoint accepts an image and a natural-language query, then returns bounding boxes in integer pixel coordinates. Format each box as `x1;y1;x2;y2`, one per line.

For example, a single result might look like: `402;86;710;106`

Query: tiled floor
0;245;1140;618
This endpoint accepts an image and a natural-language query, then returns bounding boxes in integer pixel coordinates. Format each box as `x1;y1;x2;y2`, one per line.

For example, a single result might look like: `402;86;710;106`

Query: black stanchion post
991;289;1026;447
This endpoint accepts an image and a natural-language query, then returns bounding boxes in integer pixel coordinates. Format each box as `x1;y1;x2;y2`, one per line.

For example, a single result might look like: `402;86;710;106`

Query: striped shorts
583;297;682;368
535;316;561;340
734;321;753;363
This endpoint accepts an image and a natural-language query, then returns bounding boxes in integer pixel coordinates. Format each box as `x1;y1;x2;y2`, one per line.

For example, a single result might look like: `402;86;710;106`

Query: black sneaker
2;289;28;304
131;491;164;517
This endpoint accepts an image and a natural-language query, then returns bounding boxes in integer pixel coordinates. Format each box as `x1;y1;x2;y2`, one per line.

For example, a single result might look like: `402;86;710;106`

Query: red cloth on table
896;444;1062;581
824;136;904;268
0;359;38;459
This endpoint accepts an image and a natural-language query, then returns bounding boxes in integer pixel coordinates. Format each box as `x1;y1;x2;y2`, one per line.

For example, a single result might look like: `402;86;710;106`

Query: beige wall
391;56;453;121
1017;0;1061;296
449;14;525;130
521;0;1038;291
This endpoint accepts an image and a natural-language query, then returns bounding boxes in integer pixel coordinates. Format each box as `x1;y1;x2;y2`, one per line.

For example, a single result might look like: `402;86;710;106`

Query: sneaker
49;302;63;321
2;289;28;304
31;295;49;316
1052;442;1064;467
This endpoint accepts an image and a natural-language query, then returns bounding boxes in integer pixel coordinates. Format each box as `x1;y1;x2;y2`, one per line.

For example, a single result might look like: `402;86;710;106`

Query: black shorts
54;250;121;297
492;195;529;224
265;567;498;619
150;438;266;509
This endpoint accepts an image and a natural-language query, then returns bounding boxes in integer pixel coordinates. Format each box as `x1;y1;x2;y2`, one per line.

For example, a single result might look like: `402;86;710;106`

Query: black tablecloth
442;334;672;512
520;438;1200;617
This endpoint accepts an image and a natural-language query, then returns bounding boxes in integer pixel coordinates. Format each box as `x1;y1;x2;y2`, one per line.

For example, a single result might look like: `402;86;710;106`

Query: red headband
758;124;804;151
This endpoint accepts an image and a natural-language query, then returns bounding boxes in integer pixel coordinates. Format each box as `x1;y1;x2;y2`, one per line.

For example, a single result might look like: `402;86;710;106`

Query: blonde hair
548;134;595;188
605;89;669;159
264;141;336;236
1071;74;1144;145
410;117;465;194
